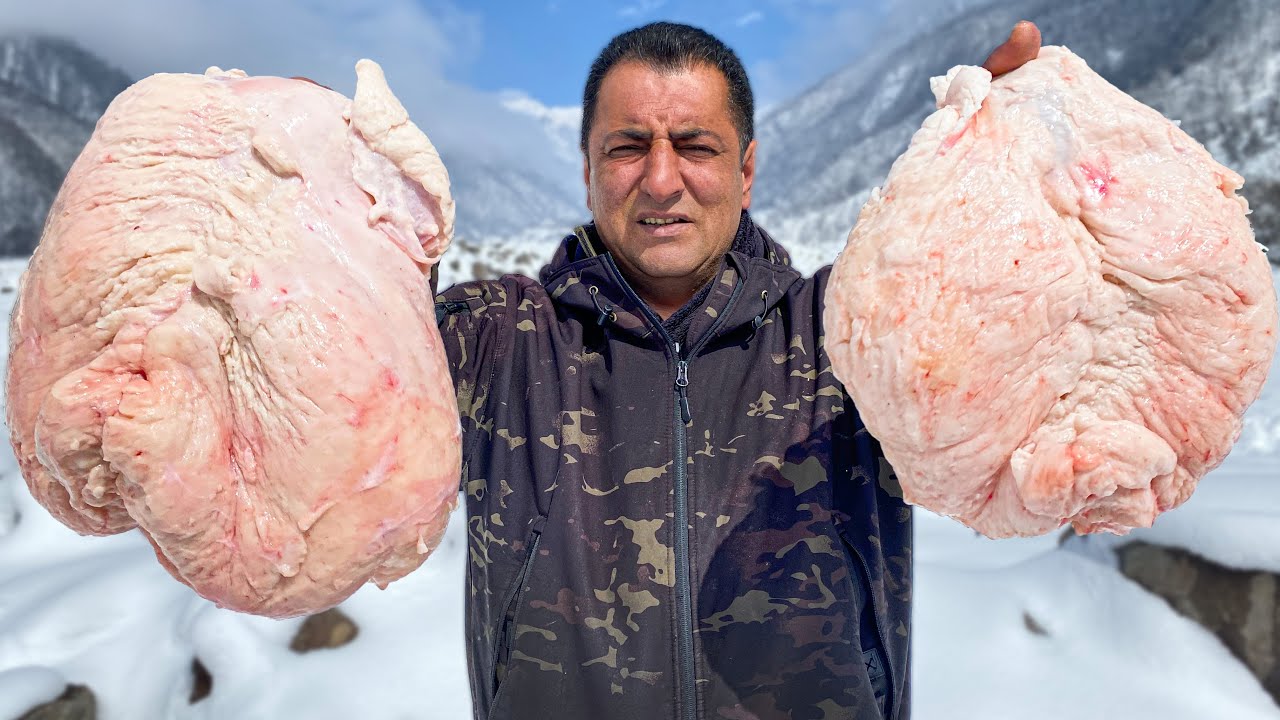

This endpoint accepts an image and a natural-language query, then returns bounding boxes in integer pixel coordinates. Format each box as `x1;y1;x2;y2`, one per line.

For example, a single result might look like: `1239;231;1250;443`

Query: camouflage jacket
434;214;912;720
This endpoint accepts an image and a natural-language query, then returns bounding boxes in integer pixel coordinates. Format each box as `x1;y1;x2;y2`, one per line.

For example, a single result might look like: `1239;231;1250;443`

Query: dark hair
580;21;754;159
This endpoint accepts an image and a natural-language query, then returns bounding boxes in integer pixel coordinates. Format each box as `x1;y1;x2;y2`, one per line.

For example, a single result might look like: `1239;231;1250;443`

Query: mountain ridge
1;10;1276;267
752;0;1278;264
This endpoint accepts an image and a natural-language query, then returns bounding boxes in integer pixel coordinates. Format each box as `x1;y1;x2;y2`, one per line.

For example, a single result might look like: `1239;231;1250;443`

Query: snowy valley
3;1;1280;717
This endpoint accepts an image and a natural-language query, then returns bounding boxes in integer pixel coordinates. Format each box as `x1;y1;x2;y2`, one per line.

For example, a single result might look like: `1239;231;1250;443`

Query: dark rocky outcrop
289;607;360;653
189;657;212;703
1119;541;1280;703
17;684;96;720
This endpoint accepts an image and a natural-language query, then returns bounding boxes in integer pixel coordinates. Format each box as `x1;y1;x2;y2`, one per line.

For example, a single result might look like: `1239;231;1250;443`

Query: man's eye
606;145;642;156
681;145;717;157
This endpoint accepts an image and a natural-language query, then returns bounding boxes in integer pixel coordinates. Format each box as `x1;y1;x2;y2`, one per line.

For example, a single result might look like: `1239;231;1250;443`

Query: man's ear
582;156;592;212
740;139;758;210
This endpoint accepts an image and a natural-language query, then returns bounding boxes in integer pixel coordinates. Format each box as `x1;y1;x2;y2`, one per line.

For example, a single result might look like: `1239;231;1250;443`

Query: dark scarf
568;211;763;346
660;211;760;346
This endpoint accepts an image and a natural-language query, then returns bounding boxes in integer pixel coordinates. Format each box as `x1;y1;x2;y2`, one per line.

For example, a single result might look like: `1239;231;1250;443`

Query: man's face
583;61;756;299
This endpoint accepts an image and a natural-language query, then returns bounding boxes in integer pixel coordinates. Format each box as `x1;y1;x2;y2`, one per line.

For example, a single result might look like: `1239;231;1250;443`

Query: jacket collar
538;211;802;348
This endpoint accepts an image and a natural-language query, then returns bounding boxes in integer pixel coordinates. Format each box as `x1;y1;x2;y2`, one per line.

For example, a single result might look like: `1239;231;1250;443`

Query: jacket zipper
847;534;899;720
675;353;691;424
490;522;544;700
601;253;744;720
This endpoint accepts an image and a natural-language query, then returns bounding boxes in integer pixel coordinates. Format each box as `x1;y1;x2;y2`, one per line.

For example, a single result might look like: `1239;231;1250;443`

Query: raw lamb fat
5;61;462;618
824;46;1279;538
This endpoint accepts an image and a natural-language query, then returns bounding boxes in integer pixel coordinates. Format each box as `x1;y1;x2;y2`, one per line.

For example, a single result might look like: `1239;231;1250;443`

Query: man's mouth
638;215;691;226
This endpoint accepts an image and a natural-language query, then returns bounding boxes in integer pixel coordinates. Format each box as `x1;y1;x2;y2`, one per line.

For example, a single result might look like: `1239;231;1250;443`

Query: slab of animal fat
5;60;461;617
825;46;1278;538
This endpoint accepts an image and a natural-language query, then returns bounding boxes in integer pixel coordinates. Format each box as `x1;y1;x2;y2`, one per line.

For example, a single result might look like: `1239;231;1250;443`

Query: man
433;20;1040;720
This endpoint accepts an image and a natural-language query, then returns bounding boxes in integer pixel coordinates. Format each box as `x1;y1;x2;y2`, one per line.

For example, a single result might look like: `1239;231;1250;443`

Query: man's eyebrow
601;128;722;144
604;129;653;143
669;129;717;142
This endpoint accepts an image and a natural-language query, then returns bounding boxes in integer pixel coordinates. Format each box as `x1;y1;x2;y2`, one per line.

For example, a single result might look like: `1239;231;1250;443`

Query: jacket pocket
488;516;546;713
838;527;894;720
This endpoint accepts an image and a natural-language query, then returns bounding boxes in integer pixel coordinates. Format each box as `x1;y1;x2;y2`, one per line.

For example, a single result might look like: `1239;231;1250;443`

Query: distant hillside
0;34;583;257
4;13;1277;270
0;35;131;256
752;0;1280;265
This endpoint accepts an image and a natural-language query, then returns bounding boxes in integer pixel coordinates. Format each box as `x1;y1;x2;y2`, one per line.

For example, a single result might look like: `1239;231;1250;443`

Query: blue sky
4;0;939;190
5;0;900;111
442;0;885;109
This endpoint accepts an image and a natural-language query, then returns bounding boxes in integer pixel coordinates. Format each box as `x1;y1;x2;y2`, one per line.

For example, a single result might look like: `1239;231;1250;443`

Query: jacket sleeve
814;264;915;720
434;278;512;490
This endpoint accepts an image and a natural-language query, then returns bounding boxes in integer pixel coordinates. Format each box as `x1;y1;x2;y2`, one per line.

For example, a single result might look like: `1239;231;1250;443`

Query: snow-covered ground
0;257;1277;720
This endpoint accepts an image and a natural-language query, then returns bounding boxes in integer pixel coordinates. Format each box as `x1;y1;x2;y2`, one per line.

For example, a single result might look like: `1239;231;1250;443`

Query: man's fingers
981;20;1042;77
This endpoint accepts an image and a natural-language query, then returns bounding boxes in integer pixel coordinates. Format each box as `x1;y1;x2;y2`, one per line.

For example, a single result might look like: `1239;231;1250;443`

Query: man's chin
642;269;702;282
631;256;706;281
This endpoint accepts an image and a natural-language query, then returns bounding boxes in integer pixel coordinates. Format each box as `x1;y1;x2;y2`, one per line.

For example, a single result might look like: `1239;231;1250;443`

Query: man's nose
640;142;683;203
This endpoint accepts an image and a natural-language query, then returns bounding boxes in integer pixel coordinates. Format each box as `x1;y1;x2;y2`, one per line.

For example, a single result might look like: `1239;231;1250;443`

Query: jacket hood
537;211;803;347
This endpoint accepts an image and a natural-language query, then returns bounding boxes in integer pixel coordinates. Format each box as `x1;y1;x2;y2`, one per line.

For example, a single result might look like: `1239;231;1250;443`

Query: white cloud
619;0;668;19
736;10;765;27
749;0;999;110
499;90;583;167
3;0;578;190
499;93;583;132
749;0;883;109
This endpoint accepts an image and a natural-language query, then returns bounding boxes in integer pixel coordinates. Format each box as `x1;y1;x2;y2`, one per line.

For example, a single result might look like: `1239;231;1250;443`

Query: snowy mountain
453;90;589;240
3;15;1280;718
0;35;130;257
0;35;583;256
444;158;585;242
752;0;1280;265
434;226;564;291
0;35;135;125
8;2;1278;267
499;90;584;170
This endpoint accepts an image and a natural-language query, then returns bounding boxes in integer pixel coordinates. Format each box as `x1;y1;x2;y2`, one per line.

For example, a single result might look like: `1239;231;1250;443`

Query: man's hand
981;21;1041;77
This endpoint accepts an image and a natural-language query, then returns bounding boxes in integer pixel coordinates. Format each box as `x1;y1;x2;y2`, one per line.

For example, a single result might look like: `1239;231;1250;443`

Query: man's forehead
603;60;727;95
593;61;733;132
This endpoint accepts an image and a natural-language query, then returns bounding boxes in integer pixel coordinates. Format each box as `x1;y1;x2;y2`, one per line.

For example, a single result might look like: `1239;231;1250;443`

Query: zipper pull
675;358;691;424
